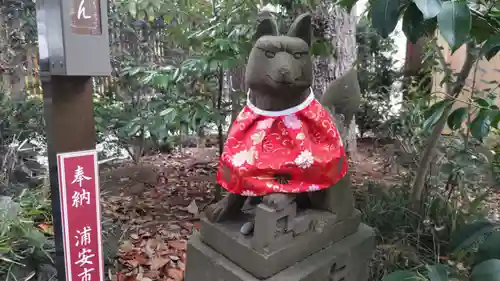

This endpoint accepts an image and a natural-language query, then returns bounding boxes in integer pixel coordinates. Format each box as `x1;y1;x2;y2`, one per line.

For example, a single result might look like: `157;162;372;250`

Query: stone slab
308;173;355;221
199;209;361;278
185;224;375;281
252;202;297;253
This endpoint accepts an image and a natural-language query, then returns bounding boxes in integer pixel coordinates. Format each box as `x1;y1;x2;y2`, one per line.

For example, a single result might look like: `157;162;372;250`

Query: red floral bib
216;90;348;196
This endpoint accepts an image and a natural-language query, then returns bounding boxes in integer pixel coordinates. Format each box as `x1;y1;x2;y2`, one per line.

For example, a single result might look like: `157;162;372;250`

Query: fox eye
265;51;275;58
293;52;307;59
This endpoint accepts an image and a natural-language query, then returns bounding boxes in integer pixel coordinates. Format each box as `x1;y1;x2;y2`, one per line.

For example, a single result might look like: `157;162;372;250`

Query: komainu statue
205;12;358;230
185;11;374;281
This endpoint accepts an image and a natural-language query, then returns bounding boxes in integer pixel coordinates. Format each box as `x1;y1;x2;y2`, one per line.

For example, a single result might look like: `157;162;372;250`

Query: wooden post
36;0;111;279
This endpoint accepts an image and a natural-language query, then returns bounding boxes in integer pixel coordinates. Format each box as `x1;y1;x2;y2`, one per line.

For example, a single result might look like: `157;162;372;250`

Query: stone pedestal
198;206;362;278
185;200;375;281
185;172;375;280
185;224;375;281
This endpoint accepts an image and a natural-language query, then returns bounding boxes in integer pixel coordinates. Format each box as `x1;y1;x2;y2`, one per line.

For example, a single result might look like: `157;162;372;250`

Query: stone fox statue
205;12;361;224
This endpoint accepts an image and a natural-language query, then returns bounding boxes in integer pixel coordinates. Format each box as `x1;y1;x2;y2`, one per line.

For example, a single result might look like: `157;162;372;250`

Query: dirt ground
98;140;403;281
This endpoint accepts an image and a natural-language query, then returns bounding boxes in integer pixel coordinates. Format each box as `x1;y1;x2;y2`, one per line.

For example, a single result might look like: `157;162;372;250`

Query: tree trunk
0;14;8;93
312;4;358;157
213;67;225;201
4;17;26;99
229;66;245;124
404;38;425;77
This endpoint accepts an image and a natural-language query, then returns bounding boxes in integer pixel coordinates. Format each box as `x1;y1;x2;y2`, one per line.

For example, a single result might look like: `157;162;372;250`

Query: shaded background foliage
355;19;400;138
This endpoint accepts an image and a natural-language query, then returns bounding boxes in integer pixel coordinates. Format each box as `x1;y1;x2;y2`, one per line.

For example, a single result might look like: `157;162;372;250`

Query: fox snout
276;67;293;83
270;53;299;83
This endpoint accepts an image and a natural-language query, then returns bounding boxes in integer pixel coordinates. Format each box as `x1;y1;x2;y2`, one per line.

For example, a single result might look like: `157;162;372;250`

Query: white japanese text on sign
57;150;103;281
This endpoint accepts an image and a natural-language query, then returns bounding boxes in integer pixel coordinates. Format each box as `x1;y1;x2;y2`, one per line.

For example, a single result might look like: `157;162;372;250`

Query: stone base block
199;209;361;278
185;224;375;281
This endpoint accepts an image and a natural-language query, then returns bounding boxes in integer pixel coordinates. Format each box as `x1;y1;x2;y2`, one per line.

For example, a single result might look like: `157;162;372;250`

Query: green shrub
381;220;500;281
0;187;54;281
0;92;45;146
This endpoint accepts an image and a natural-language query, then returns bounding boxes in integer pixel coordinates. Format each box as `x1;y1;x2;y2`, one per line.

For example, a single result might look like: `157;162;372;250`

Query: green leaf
471;14;497;44
311;39;333;56
423;99;453;132
471;259;500;281
128;0;137;18
172;68;181;82
429;196;446;219
422;18;438;37
490;104;498;111
475;231;500;265
414;0;442;19
335;0;358;12
474;97;493;108
469;191;490;214
437;1;471;51
426;264;449;281
492;110;500;129
127;123;141;137
335;0;359;12
486;47;500;61
403;3;425;43
163;108;177;123
24;227;48;247
371;0;401;38
440;163;454;175
381;270;422;281
159;108;174;117
447;107;467;130
469;110;492;141
481;35;500;61
151;0;162;9
450;220;496;253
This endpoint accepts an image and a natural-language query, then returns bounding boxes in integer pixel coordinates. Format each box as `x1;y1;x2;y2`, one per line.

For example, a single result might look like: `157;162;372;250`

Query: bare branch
410;42;478;209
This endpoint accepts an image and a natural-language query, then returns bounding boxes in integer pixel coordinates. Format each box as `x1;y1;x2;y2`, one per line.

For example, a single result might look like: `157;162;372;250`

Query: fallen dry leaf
119;241;135;253
103;148;221;281
177;261;186;271
167;268;184;281
116;272;125;281
149;256;170;271
168;240;187;251
186;200;199;216
37;223;54;235
143;270;160;279
135;266;144;281
144;239;159;257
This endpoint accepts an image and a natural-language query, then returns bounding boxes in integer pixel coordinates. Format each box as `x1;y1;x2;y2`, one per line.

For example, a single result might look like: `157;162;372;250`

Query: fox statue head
245;12;313;111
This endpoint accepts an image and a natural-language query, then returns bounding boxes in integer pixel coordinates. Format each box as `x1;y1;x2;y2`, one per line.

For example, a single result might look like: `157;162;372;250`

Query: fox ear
287;13;312;47
254;11;279;40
